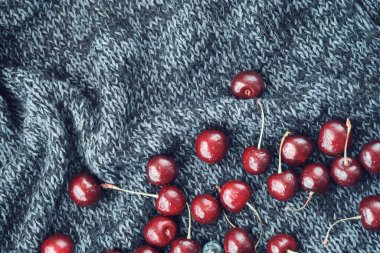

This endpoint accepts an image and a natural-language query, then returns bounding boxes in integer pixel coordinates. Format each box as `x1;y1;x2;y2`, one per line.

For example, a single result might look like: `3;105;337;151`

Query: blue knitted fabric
1;0;380;252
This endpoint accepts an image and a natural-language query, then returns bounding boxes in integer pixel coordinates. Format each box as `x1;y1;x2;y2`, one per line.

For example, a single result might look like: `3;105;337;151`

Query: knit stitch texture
1;0;380;252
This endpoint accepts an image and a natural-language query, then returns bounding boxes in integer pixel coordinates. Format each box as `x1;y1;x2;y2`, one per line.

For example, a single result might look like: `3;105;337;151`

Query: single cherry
195;129;229;163
285;163;330;212
170;204;201;253
101;184;186;216
41;233;74;253
267;234;298;253
281;134;313;167
133;245;159;253
242;100;272;175
318;119;352;156
144;216;178;247
68;172;101;207
147;155;178;186
359;140;380;173
330;119;362;187
230;70;265;99
267;131;298;202
323;195;380;245
190;194;221;224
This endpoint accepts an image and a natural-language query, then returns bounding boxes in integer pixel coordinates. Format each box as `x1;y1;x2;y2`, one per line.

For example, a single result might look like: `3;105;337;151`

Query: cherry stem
246;202;263;249
284;191;315;212
323;215;361;245
100;183;159;198
223;212;236;228
343;118;352;166
215;185;221;193
278;131;291;174
186;203;192;240
257;99;265;150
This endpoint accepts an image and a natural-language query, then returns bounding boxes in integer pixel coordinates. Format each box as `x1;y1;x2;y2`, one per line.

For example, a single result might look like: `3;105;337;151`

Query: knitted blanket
1;0;380;252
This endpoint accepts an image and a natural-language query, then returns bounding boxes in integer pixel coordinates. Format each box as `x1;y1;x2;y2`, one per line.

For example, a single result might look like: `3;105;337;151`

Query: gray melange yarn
0;0;380;252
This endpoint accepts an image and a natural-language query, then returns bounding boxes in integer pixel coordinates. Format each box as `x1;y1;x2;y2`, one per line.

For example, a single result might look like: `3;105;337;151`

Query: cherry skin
68;172;101;207
318;119;352;156
170;239;201;253
224;227;256;253
359;195;380;231
267;234;297;253
242;146;272;175
230;70;265;99
195;129;229;163
143;216;178;247
281;135;313;167
330;156;362;187
267;171;298;201
359;140;380;173
219;180;252;213
147;155;178;186
133;245;159;253
156;186;186;216
41;233;74;253
300;163;330;194
190;194;221;224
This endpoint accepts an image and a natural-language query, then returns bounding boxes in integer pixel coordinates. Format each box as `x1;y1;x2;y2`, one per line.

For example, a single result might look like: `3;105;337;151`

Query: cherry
101;184;186;216
133;245;159;253
359;140;380;173
281;134;313;167
323;195;380;245
285;163;330;212
147;155;178;186
330;119;362;187
190;194;221;224
230;70;265;99
224;227;256;253
195;129;229;163
242;100;272;175
41;233;74;253
68;172;101;207
267;131;298;202
318;119;352;156
144;216;177;247
267;234;298;253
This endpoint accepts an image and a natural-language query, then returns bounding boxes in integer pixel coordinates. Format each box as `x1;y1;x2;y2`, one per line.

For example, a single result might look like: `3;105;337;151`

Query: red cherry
133;245;159;253
41;233;74;253
144;216;177;247
359;140;380;173
267;234;297;253
190;194;221;224
68;172;101;207
318;119;352;156
281;135;313;167
224;227;256;253
147;155;178;186
170;239;201;253
218;180;252;213
195;129;229;163
230;70;265;99
330;156;362;187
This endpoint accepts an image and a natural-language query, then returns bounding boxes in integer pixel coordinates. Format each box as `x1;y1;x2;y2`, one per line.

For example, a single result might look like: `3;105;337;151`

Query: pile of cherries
40;71;380;253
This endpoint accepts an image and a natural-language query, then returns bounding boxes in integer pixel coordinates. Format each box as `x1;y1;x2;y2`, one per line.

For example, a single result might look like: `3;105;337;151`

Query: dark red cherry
170;239;201;253
219;180;252;213
68;172;101;207
281;135;313;167
190;194;221;224
267;234;297;253
224;227;256;253
147;155;178;186
133;245;159;253
143;216;177;247
242;147;271;175
156;186;186;216
104;250;123;253
359;140;380;173
195;129;229;163
318;119;352;156
41;233;74;253
359;195;380;231
330;156;362;187
230;70;265;99
300;163;330;194
267;171;298;202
